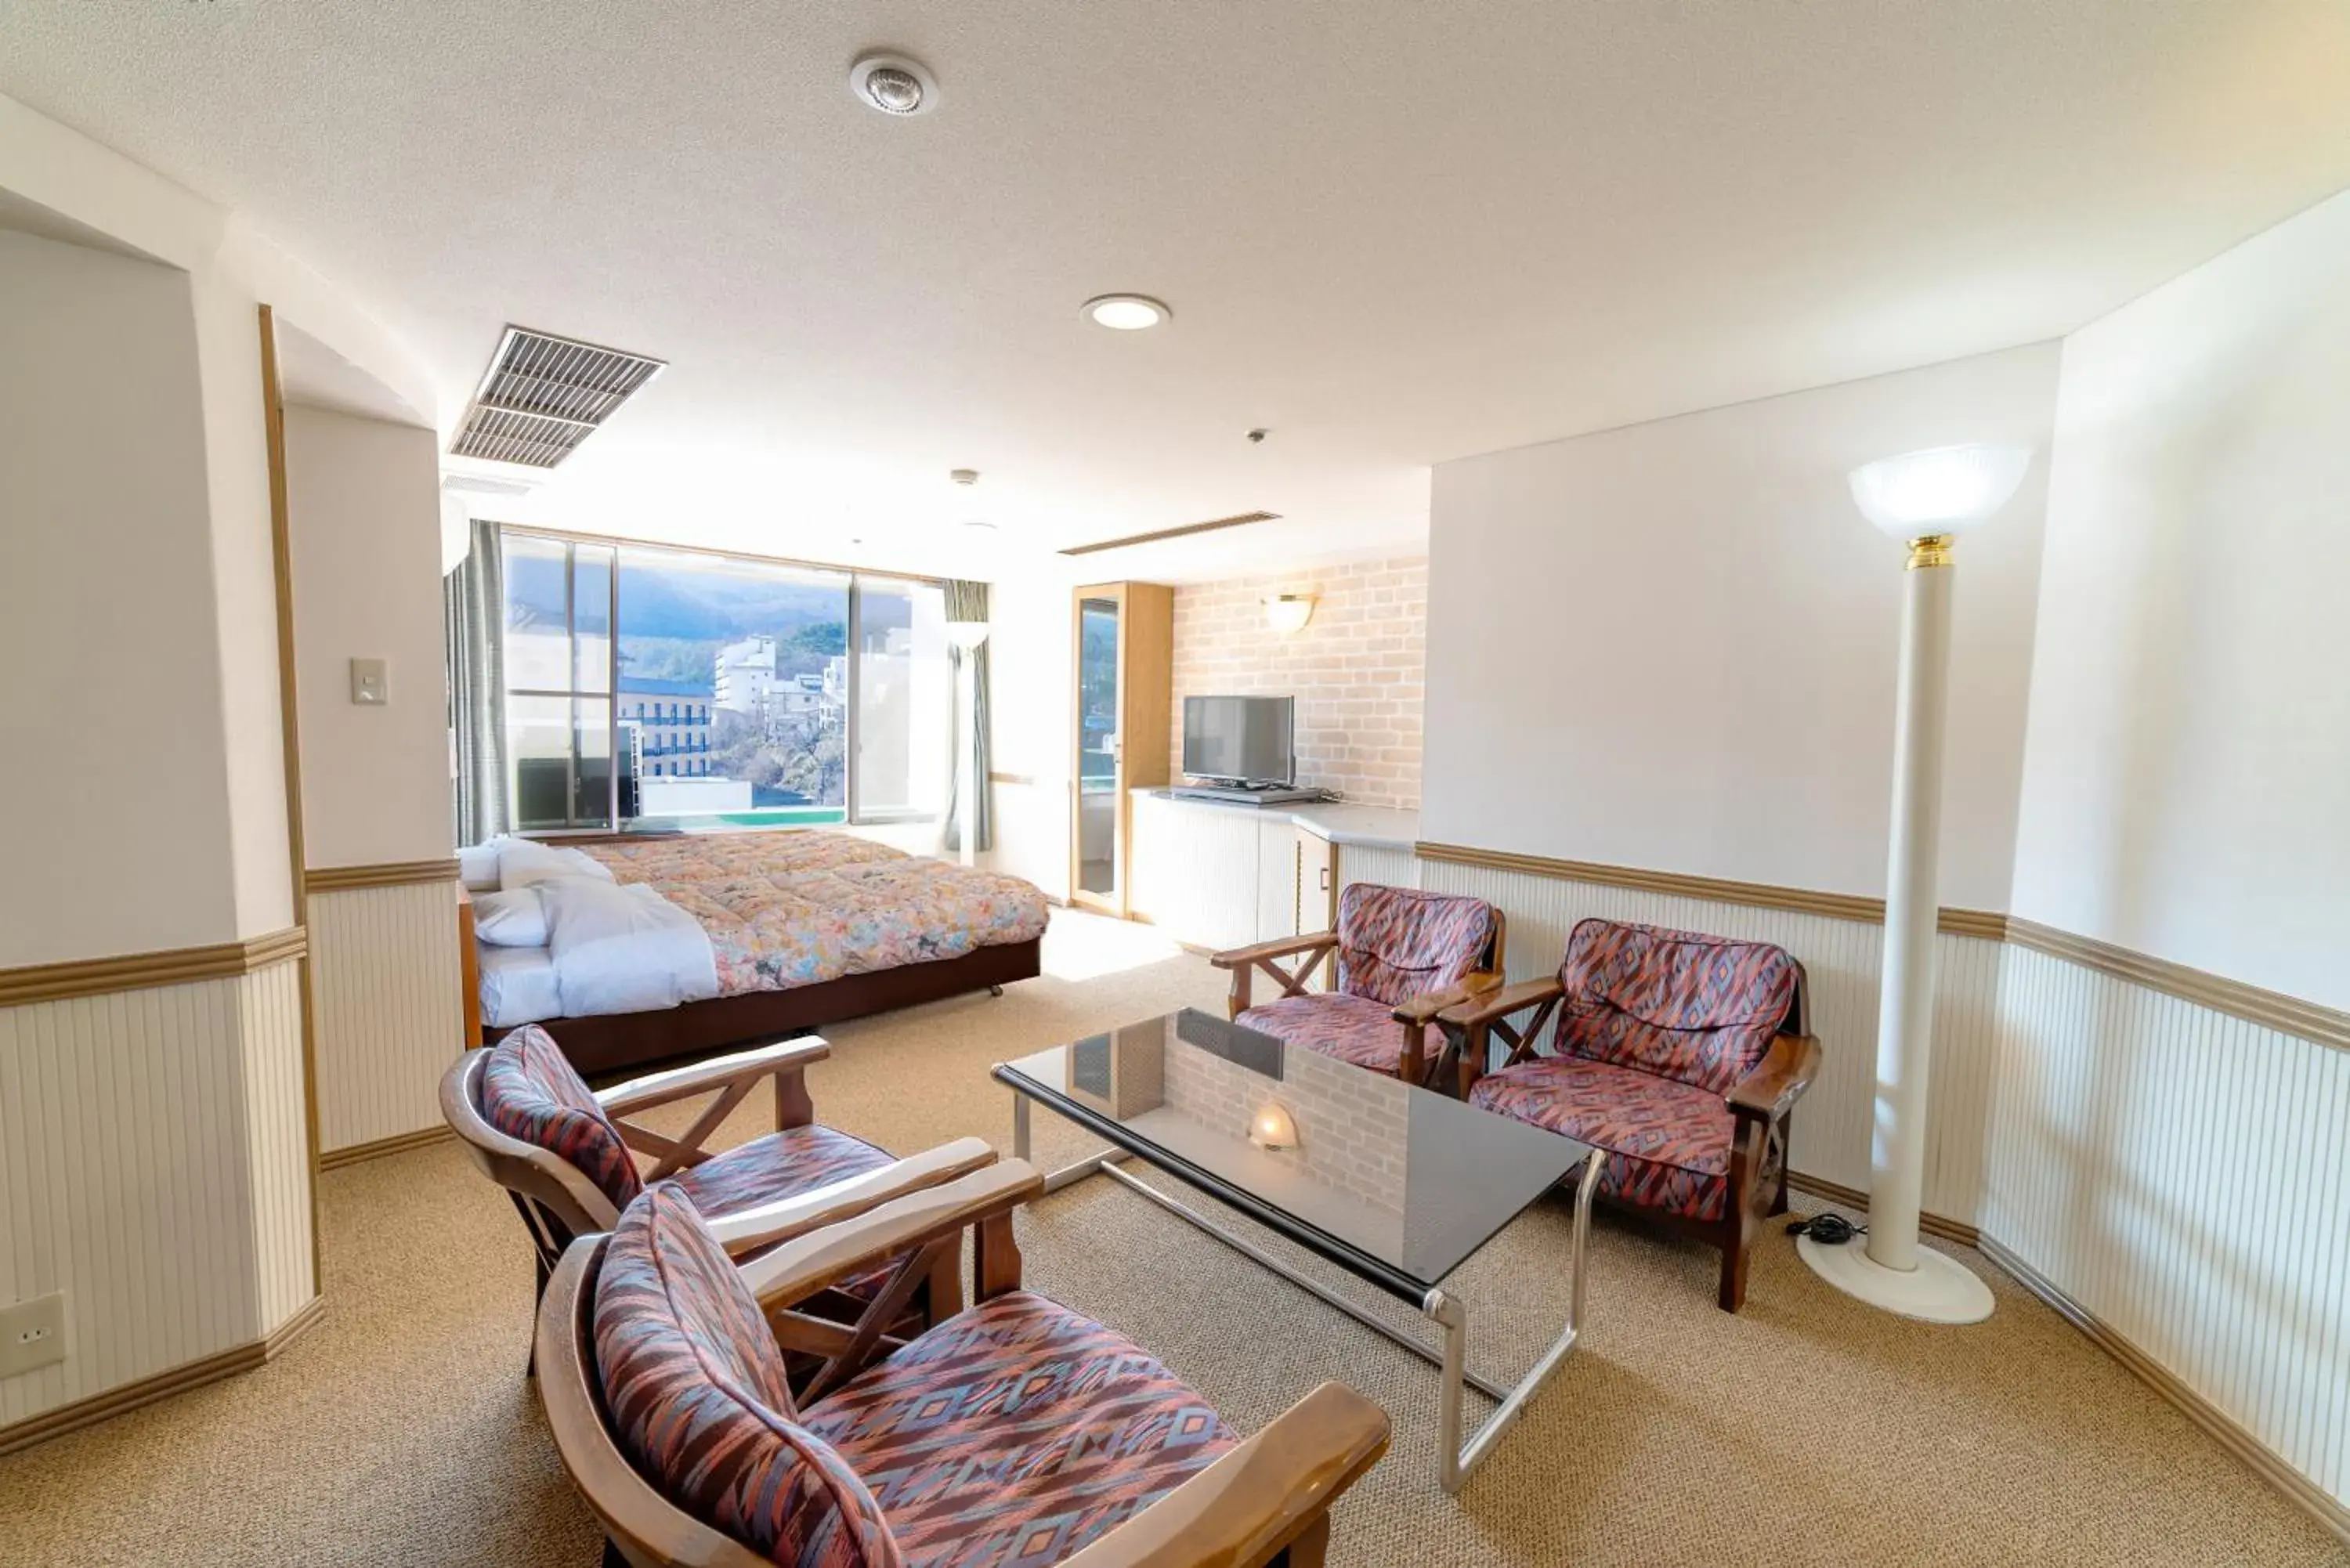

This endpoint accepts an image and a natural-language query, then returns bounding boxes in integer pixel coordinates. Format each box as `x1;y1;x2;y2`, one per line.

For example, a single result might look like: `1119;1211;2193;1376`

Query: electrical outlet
0;1293;66;1378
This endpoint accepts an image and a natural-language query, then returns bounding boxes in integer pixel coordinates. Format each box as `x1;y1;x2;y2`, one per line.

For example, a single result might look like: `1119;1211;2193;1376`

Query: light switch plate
0;1292;66;1378
350;657;389;706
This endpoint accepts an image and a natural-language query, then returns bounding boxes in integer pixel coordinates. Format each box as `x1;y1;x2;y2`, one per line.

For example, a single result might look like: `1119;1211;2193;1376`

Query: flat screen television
1183;695;1295;786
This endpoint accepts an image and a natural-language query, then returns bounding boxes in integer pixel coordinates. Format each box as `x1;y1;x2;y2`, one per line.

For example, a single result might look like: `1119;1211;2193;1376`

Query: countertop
1133;788;1419;851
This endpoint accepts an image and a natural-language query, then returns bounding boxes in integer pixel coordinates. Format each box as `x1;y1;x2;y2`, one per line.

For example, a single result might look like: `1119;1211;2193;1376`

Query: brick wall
1168;555;1427;808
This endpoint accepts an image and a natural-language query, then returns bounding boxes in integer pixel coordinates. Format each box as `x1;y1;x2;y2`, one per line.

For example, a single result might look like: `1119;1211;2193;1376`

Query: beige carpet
2;912;2342;1567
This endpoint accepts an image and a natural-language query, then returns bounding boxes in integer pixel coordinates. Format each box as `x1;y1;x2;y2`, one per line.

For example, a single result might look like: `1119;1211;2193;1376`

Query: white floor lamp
1799;443;2031;1324
945;620;989;869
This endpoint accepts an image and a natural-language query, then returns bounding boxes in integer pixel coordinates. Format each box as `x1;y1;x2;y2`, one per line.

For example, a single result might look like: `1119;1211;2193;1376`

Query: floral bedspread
579;831;1049;995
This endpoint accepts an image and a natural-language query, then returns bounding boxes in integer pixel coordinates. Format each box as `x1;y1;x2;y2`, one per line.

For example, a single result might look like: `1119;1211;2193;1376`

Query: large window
501;529;950;833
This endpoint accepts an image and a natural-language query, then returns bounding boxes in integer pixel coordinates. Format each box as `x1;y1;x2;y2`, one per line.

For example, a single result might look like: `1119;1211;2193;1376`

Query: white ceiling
277;321;432;428
5;2;2349;582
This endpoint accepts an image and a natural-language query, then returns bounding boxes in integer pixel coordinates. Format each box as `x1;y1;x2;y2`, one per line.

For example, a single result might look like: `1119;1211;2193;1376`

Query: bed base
486;938;1043;1078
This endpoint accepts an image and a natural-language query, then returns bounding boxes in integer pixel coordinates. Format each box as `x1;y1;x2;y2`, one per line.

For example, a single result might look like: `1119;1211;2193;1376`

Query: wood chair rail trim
303;858;462;894
1413;841;2348;1051
0;927;309;1009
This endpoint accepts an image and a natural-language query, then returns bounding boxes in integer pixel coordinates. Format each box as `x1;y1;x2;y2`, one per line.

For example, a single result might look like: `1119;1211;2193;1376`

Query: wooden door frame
1068;583;1129;916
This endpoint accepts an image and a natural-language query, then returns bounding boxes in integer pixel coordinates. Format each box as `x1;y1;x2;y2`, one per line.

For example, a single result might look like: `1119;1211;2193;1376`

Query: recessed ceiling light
850;52;938;117
1082;294;1171;331
961;518;998;531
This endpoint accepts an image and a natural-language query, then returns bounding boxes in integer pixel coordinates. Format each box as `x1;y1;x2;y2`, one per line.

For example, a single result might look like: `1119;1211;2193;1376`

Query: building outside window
499;529;949;832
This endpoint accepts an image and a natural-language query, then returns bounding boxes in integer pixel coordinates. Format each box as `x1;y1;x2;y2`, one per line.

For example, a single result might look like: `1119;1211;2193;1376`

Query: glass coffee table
992;1006;1604;1492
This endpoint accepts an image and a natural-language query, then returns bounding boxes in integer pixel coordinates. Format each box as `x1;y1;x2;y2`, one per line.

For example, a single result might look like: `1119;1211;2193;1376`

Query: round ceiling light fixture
1082;294;1172;331
850;52;938;117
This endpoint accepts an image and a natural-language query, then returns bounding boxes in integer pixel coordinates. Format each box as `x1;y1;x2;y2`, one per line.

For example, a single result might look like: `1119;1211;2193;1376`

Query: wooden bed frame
478;936;1043;1078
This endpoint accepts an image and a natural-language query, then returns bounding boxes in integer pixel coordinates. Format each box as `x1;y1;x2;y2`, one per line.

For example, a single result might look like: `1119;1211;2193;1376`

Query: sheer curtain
943;579;991;854
443;518;508;846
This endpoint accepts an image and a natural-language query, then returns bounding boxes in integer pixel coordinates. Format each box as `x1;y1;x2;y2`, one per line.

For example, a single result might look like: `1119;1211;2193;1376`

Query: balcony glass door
1074;592;1122;907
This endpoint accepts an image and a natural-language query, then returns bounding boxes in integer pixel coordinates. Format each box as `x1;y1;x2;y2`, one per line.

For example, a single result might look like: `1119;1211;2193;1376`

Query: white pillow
456;842;503;892
472;887;548;948
497;837;616;890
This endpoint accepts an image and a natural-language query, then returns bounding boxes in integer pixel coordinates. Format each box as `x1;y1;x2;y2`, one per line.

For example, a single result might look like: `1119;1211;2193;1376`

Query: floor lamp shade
1848;444;2033;540
1799;443;2030;1324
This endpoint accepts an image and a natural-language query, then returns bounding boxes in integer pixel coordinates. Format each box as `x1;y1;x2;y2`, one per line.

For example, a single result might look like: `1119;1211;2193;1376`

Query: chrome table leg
1009;1087;1129;1191
1428;1151;1606;1494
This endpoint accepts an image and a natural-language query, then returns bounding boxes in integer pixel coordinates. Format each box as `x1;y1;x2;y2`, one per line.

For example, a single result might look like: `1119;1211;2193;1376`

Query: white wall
0;93;439;1433
284;403;454;869
2011;190;2350;1010
1423;341;2057;913
197;274;296;933
0;231;245;963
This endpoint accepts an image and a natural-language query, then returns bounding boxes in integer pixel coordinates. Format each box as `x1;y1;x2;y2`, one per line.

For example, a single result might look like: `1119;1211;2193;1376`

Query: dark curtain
944;579;992;854
443;518;508;845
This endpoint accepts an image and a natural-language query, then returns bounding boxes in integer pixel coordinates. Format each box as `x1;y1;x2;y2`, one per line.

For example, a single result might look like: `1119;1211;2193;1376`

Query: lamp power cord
1787;1212;1866;1246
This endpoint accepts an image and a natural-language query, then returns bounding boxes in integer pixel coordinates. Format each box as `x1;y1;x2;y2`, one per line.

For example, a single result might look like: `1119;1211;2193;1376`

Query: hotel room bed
465;829;1048;1075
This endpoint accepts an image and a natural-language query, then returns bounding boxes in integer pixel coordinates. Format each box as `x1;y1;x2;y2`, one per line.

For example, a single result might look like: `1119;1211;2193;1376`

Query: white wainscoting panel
982;779;1069;903
1983;945;2350;1509
1335;842;1420;894
309;880;465;1154
0;959;313;1429
1415;859;2003;1227
238;957;315;1333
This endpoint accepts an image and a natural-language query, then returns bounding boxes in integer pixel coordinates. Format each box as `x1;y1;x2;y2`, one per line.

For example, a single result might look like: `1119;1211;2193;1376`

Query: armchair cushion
595;1183;1238;1568
1238;992;1444;1077
673;1124;897;1216
675;1125;906;1299
1555;919;1799;1095
480;1024;642;1211
1469;1057;1771;1223
1335;883;1496;1008
804;1290;1236;1566
595;1183;898;1566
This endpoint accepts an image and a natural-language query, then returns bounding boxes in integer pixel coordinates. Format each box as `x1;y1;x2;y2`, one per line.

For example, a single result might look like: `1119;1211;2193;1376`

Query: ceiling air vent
448;326;667;468
1060;510;1282;557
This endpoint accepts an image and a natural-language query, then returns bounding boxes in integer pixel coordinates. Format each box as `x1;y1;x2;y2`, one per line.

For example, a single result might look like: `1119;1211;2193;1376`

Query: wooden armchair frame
441;1039;987;1366
538;1164;1393;1568
1437;966;1822;1311
1210;908;1508;1089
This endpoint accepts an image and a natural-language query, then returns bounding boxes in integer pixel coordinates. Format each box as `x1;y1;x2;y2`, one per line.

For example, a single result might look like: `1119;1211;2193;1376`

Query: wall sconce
1264;594;1316;634
1247;1100;1299;1150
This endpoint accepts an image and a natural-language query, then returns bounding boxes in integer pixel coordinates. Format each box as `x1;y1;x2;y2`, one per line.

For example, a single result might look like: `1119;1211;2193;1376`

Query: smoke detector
851;53;938;117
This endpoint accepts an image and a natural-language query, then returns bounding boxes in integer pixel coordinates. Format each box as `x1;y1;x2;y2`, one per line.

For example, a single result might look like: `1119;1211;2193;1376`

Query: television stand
1167;782;1327;806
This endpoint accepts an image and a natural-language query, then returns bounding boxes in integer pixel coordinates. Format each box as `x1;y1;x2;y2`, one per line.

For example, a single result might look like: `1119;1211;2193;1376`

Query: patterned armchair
1210;883;1506;1087
1437;918;1820;1311
537;1168;1392;1568
442;1024;992;1367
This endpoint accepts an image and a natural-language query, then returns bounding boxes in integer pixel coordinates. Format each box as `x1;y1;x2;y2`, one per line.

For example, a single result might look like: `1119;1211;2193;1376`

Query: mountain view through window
501;531;945;832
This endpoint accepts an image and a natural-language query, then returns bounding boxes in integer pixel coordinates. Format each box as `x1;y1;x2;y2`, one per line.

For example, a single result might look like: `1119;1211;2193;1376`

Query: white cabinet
1129;793;1260;951
1256;816;1301;942
1129;794;1349;954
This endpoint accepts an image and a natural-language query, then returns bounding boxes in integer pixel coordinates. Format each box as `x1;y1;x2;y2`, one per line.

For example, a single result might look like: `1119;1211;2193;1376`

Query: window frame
498;524;951;836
